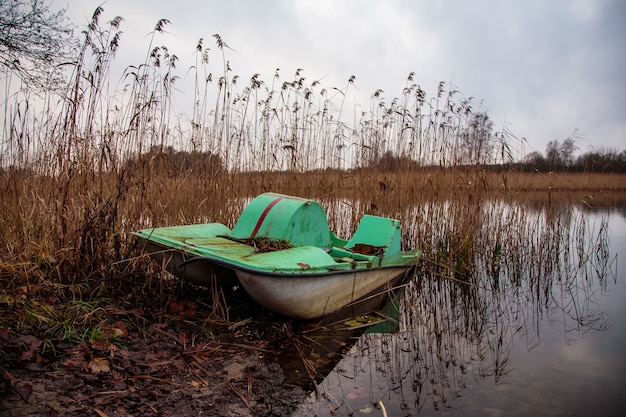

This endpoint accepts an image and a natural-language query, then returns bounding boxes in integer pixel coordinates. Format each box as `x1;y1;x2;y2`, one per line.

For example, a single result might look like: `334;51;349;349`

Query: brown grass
1;168;623;273
2;10;621;281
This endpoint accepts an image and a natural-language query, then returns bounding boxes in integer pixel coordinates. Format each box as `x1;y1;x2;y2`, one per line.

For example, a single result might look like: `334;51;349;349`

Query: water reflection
294;203;622;416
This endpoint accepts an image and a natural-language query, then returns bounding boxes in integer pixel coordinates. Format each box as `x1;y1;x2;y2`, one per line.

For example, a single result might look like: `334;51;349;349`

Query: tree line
521;139;626;173
363;138;626;173
124;146;223;177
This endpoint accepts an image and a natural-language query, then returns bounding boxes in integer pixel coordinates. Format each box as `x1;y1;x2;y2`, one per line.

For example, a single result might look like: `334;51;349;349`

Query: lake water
293;204;626;417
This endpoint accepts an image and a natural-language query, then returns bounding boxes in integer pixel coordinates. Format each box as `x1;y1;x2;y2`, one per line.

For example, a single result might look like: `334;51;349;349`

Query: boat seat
344;215;403;266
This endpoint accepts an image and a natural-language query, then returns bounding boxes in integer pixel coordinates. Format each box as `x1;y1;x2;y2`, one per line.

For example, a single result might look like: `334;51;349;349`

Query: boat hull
236;266;413;320
131;193;421;319
139;239;413;319
138;240;240;289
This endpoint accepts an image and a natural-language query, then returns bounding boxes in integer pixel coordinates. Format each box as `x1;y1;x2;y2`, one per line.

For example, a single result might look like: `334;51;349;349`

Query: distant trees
125;146;223;177
521;151;546;171
374;150;421;171
574;149;626;173
544;138;577;171
365;110;499;171
368;137;626;173
521;138;626;173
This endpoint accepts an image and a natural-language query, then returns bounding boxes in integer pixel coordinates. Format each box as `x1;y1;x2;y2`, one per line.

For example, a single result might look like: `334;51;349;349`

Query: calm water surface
294;205;626;417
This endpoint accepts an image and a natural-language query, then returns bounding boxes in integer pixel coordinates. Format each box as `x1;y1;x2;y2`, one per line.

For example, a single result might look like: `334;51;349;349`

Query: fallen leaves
166;299;198;317
2;371;33;400
16;335;41;362
0;278;308;416
88;358;110;374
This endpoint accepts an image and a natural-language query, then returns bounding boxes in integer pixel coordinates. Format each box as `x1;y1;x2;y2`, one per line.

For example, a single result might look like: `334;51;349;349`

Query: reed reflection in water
296;202;624;417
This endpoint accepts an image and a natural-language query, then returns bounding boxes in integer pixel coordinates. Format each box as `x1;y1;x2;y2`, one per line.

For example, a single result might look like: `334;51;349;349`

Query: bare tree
545;140;560;170
559;137;576;170
0;0;76;90
545;138;577;171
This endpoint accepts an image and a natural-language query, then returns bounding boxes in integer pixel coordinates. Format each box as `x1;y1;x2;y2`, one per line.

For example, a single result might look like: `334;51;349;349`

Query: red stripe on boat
250;196;283;238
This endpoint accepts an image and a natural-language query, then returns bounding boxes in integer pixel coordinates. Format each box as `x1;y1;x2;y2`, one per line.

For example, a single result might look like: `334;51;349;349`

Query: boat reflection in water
267;277;412;390
294;202;623;417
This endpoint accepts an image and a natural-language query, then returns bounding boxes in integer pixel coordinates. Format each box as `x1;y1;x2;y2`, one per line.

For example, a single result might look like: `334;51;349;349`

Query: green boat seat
229;193;332;248
344;215;404;266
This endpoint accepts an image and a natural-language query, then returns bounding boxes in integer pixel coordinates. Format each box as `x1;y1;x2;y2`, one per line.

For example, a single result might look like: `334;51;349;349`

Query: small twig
130;375;183;387
228;381;253;411
228;317;252;331
247;369;252;399
150;325;186;347
94;408;110;417
91;390;128;397
378;400;388;417
1;372;28;402
222;342;273;352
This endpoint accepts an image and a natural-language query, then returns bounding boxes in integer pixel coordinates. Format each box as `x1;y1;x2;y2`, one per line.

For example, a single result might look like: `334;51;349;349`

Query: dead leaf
178;332;189;345
88;358;110;374
110;320;128;338
17;335;40;362
16;382;33;399
2;372;32;400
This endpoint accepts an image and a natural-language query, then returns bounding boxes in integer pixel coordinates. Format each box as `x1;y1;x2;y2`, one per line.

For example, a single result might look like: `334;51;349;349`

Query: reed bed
1;167;623;277
1;7;625;377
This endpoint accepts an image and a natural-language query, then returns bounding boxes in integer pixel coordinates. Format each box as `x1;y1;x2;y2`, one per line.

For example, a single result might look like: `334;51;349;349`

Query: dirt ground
0;280;333;417
0;323;312;416
1;349;304;416
0;261;387;417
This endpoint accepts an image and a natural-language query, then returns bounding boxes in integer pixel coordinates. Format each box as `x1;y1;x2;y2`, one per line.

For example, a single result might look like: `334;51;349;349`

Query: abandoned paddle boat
132;192;420;319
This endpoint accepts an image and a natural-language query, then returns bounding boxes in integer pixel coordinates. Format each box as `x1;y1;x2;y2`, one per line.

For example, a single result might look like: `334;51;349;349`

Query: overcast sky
58;0;625;157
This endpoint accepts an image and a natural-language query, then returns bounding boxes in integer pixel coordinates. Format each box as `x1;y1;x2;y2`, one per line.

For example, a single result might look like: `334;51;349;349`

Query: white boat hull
236;266;413;319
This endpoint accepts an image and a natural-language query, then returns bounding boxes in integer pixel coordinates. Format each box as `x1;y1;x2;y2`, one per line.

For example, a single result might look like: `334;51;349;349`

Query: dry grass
2;152;623;380
1;167;623;277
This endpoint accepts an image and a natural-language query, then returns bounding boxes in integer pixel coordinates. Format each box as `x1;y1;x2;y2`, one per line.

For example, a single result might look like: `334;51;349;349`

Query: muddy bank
0;263;397;417
0;279;315;416
1;319;307;416
2;353;304;416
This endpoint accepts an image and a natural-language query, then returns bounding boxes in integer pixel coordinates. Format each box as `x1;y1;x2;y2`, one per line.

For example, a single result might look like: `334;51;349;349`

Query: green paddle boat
132;193;420;319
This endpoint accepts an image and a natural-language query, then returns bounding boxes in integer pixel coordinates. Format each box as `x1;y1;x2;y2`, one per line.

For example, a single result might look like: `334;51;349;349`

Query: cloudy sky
58;0;625;157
